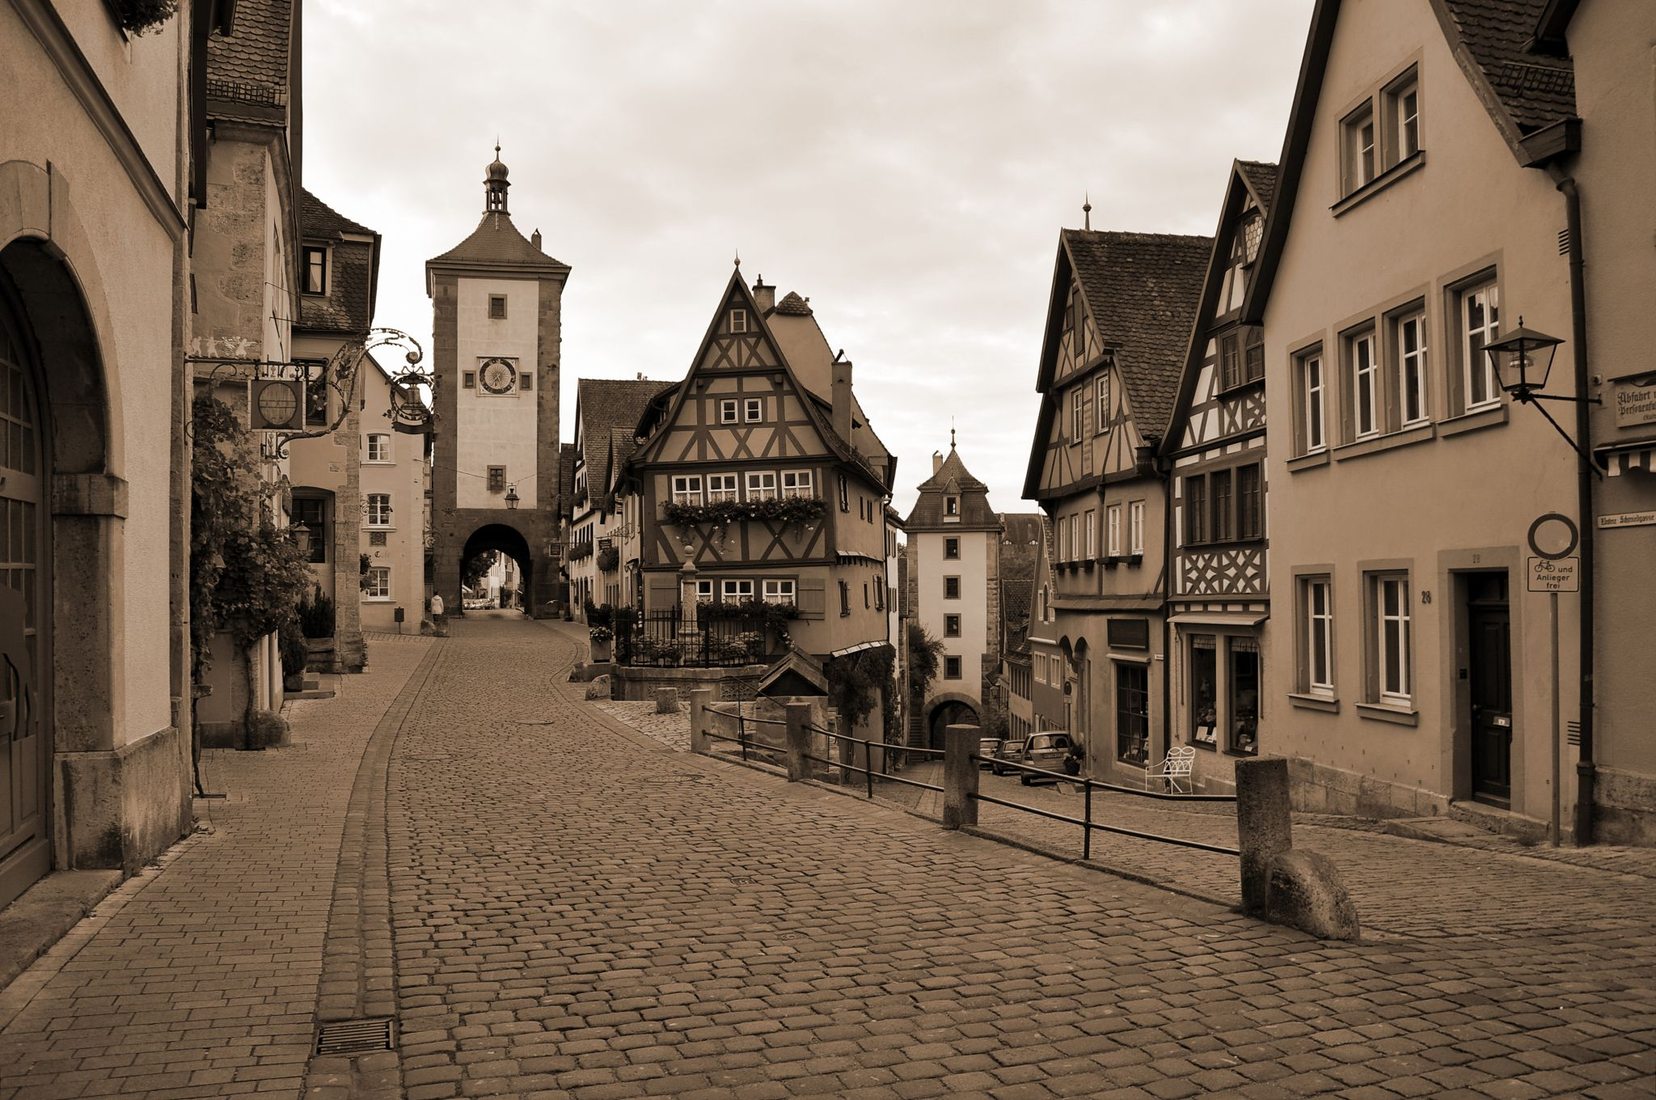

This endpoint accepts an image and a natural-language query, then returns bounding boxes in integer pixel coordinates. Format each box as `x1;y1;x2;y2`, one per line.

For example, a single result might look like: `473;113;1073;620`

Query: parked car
1019;730;1075;785
977;736;1003;769
990;738;1027;776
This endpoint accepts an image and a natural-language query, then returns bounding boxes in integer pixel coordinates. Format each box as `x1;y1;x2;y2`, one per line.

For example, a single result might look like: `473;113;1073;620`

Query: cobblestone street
2;616;1654;1099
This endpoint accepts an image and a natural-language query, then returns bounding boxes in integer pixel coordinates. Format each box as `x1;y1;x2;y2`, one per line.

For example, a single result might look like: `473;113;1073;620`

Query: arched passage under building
926;695;981;751
459;524;533;615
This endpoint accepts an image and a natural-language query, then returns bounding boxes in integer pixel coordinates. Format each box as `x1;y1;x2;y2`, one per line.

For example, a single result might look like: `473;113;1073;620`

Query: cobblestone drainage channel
315;1018;396;1057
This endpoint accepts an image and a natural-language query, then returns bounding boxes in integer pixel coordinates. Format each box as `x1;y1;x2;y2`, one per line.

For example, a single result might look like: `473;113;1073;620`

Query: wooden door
0;295;48;909
1468;573;1512;806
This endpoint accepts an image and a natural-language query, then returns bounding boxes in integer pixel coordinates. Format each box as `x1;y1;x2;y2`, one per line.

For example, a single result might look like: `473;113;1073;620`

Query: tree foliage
906;621;945;700
462;549;499;590
825;643;896;731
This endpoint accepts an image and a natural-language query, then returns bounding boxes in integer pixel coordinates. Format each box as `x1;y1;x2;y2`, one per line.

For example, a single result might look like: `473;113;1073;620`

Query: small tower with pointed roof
426;147;572;617
902;439;1004;747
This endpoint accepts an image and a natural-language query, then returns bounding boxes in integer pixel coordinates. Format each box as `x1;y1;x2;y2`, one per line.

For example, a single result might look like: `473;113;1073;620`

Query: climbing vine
189;395;311;680
824;643;896;734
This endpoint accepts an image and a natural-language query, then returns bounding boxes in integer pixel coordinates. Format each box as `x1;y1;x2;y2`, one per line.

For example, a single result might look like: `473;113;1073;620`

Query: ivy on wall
825;643;896;736
189;395;311;680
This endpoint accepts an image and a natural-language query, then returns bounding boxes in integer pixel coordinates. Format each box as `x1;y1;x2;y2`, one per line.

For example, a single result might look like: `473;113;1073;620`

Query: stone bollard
654;687;680;715
784;703;812;782
1236;756;1360;941
943;723;981;830
689;688;712;755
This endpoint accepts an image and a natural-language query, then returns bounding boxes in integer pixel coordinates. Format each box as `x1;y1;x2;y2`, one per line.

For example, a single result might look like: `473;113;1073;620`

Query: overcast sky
303;0;1316;516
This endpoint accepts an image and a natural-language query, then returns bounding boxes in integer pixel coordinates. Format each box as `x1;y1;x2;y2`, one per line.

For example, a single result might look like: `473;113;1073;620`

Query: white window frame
762;579;796;606
744;397;763;423
671;474;703;506
705;473;738;504
1070;388;1084;440
721;579;755;603
1398;310;1429;427
1391;75;1420;161
1461;280;1501;411
364;565;391;601
1105;505;1120;557
1350;330;1380;440
730;308;748;334
1095;373;1111;435
780;470;813;499
366;493;392;528
695;579;714;602
746;471;778;501
1371;573;1412;705
719;398;740;424
1086;508;1098;559
1301;350;1325;454
1129;501;1146;556
1343;102;1377;194
365;433;391;463
1303;576;1335;695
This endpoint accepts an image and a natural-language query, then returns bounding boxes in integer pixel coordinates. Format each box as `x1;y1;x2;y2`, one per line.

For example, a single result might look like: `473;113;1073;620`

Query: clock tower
426;148;570;616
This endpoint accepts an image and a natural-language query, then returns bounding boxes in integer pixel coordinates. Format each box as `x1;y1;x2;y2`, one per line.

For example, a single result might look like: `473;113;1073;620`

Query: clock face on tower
479;357;518;395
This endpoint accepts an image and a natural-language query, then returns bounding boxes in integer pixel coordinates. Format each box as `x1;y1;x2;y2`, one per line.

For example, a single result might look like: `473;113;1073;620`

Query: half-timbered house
1022;229;1210;781
628;270;897;669
1159;161;1279;788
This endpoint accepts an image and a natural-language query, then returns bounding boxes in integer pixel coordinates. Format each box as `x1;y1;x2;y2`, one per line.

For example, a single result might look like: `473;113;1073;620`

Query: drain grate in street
315;1018;396;1056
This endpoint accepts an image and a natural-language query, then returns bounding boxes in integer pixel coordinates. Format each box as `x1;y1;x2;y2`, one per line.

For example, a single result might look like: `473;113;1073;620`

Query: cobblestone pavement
0;632;434;1100
5;618;1655;1099
385;618;1654;1099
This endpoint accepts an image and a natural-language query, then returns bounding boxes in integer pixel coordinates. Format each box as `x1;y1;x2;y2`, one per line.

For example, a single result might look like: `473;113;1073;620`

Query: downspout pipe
1556;173;1596;844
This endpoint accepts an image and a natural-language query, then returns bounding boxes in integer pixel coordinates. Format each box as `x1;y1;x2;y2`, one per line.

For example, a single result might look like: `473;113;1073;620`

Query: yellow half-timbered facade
1022;229;1210;781
1160;161;1279;789
629;270;897;660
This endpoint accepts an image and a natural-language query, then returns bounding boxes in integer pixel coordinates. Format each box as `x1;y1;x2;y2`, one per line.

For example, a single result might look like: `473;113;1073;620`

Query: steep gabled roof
1161;161;1280;457
904;446;997;529
206;0;294;119
574;378;672;510
299;189;379;335
1249;0;1576;319
1023;230;1210;498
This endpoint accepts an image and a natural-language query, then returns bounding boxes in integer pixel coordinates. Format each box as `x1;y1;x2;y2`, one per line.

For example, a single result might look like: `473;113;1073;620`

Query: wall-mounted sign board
1598;510;1656;530
1527;556;1578;593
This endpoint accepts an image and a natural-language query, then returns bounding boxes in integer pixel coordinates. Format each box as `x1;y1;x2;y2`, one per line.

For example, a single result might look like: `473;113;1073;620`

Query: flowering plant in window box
663;497;826;527
588;626;613;643
567;541;593;560
595;546;620;572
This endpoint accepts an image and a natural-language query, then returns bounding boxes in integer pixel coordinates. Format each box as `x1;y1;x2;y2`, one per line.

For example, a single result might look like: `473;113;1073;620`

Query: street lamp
1484;318;1601;474
505;484;520;510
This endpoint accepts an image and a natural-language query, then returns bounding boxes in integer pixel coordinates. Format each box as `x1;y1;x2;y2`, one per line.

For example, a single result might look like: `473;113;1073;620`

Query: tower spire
1083;193;1092;231
950;418;957;451
484;143;510;215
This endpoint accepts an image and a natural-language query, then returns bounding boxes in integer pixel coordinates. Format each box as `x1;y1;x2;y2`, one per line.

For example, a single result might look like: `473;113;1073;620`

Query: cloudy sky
303;0;1315;516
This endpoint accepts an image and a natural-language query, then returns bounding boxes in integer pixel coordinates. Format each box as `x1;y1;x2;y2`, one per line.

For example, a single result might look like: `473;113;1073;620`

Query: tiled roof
903;447;997;528
1062;230;1211;439
607;428;638;492
298;190;376;335
1236;160;1279;213
557;443;577;509
300;189;374;239
773;291;813;316
1000;513;1044;550
428;212;568;272
1438;0;1575;133
205;0;292;111
576;378;673;509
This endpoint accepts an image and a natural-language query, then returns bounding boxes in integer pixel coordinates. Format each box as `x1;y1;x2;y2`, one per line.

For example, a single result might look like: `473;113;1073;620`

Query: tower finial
950;417;957;451
1083;192;1092;231
734;249;741;270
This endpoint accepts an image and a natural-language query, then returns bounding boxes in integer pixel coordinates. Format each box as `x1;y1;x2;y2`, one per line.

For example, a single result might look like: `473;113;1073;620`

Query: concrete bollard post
943;723;981;830
654;687;680;715
689;688;712;755
784;703;812;782
1235;756;1294;916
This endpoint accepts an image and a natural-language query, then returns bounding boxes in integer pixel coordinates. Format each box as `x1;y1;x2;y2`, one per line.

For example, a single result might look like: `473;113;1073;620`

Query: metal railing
614;610;781;668
802;726;943;800
702;701;786;764
968;754;1240;859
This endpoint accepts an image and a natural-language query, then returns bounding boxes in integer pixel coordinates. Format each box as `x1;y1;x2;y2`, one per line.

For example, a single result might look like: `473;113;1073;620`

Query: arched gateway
426;149;568;616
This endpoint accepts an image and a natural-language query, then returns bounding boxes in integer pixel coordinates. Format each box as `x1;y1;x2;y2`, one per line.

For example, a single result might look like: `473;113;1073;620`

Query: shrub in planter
297;585;336;639
279;622;308;689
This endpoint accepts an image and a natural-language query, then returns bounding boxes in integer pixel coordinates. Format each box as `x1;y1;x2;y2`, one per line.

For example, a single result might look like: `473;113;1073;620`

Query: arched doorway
460;524;532;615
0;267;49;909
927;696;980;751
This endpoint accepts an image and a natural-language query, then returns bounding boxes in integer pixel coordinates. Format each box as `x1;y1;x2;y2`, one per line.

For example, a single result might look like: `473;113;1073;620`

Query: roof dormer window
301;245;328;295
945;494;960;519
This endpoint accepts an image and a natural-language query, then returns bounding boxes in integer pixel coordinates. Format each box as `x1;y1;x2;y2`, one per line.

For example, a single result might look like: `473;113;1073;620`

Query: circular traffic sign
1528;512;1579;560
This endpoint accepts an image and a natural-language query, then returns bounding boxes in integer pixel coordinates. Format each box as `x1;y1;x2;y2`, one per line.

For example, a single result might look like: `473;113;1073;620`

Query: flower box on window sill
1082;559;1096;572
1125;553;1144;566
1102;556;1120;569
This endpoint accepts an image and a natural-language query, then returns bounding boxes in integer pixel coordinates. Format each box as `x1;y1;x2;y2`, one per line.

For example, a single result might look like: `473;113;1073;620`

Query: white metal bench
1144;745;1196;794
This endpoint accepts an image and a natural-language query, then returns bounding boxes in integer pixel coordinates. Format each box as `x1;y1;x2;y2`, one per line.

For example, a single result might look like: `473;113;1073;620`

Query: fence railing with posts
685;695;1358;940
614;609;780;668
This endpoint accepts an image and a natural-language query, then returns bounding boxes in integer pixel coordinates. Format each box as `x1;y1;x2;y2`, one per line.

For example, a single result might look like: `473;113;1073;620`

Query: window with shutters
763;579;795;606
839;580;850;617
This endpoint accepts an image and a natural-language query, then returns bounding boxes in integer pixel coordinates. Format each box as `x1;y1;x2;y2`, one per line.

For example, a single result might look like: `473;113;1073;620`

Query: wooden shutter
645;573;679;612
797;576;825;620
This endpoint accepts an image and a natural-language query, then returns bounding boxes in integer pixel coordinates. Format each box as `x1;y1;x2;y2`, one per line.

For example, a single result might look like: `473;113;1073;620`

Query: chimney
752;275;775;313
932;451;944;475
831;356;853;444
530;229;543;251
